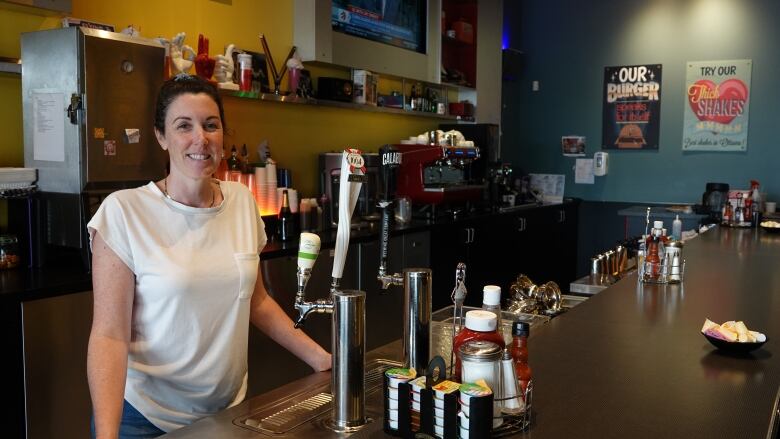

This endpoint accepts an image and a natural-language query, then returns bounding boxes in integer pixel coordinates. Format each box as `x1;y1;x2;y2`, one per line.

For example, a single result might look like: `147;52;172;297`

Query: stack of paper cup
265;159;278;214
254;166;270;214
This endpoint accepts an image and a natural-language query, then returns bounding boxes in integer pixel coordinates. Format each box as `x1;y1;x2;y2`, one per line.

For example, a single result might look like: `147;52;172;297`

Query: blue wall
502;0;780;204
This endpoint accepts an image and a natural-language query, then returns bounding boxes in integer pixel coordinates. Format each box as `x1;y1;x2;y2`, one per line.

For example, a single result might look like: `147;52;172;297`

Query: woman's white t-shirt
87;181;267;432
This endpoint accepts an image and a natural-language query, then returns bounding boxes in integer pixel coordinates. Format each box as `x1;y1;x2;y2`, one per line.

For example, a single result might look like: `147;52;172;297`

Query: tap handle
378;145;402;280
379;144;401;202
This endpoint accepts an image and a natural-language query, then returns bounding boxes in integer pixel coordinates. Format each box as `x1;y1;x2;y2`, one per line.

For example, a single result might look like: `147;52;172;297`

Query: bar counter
165;226;780;438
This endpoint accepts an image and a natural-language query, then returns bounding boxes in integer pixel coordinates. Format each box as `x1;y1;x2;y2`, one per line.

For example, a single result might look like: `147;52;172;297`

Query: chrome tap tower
293;150;369;432
376;144;433;373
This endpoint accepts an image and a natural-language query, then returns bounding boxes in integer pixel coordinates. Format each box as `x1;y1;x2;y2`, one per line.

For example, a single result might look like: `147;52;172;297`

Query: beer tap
376;144;433;372
292;150;369;432
377;144;404;290
293;149;364;328
293;233;328;328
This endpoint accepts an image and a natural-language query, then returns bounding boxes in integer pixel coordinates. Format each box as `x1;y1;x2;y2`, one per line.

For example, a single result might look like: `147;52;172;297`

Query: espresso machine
21;27;167;266
394;141;484;207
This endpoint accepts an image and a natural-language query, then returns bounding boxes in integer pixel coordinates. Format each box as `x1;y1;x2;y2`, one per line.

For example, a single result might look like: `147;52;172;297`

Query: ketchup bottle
452;310;505;381
510;321;532;397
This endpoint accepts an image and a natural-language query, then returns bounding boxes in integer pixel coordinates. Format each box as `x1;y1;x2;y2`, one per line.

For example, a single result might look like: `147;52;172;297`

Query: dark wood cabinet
430;201;580;310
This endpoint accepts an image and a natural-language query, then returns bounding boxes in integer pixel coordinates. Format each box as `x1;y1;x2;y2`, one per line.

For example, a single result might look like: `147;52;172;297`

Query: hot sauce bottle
510;321;532;397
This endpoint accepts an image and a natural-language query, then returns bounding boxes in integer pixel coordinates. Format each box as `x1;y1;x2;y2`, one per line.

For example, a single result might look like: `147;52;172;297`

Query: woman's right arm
87;232;135;439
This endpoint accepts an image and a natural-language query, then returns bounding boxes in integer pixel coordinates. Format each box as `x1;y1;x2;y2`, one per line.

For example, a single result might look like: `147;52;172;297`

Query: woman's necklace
163;176;215;208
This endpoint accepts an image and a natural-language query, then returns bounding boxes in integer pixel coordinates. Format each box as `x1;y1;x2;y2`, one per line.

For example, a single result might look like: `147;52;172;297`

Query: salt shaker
500;348;524;414
459;340;504;427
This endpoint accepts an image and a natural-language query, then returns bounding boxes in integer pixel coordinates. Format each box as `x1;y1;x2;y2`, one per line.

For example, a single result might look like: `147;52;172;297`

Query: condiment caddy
383;356;532;438
637;220;685;284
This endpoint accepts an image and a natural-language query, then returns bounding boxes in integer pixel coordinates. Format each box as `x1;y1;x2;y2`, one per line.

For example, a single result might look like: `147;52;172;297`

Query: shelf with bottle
219;81;460;121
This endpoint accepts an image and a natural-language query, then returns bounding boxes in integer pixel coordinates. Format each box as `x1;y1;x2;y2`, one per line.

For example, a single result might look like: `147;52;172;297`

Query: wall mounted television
331;0;427;54
294;0;441;83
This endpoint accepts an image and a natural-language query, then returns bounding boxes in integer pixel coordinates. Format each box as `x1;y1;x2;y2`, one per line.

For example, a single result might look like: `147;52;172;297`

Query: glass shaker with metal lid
459;340;504;427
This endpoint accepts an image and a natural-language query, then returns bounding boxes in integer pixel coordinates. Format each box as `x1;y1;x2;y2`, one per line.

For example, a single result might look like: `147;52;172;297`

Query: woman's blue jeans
91;400;165;438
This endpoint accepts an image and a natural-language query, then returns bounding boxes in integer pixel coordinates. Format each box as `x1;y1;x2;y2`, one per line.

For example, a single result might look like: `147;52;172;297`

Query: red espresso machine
394;142;484;205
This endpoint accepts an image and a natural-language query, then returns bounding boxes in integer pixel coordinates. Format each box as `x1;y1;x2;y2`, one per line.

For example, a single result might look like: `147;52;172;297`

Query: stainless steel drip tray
233;358;402;437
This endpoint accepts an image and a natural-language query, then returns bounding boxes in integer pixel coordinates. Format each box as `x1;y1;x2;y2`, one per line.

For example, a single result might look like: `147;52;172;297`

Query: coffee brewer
702;182;730;222
319;152;381;226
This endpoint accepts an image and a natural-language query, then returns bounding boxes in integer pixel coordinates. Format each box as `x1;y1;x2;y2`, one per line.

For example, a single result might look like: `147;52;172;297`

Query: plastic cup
766;201;776;213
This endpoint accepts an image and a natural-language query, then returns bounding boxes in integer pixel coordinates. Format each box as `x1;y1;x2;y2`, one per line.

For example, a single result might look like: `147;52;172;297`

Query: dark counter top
526;226;780;438
166;225;780;438
2;201;575;302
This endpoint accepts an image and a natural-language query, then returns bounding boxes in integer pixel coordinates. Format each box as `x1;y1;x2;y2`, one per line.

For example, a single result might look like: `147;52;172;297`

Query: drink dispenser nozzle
377;145;403;289
294;232;323;328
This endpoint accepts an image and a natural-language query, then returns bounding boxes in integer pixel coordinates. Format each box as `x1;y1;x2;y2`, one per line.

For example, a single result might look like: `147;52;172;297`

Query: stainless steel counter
162;342;404;438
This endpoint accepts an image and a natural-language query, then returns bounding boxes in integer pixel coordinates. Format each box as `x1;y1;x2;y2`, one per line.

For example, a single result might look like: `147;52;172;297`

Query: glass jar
459;340;503;428
0;234;20;269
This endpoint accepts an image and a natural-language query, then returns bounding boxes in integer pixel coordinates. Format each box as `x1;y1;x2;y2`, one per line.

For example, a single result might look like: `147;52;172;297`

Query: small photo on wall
562;136;586;156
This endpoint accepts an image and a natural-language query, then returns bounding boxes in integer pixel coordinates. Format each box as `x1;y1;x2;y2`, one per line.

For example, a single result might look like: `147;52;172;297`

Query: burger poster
602;64;662;150
682;59;751;151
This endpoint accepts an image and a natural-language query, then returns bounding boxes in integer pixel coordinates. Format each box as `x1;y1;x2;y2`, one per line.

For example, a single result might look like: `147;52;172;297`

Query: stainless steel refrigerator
21;27;166;262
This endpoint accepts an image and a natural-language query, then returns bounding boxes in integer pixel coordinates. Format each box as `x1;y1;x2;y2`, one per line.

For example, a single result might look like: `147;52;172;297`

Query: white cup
766;201;776;214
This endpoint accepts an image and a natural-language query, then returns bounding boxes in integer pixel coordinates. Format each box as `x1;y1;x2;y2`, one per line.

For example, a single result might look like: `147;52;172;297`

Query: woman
87;75;331;438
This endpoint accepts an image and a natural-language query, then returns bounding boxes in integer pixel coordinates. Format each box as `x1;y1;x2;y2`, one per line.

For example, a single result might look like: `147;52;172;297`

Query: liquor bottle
409;84;417;111
227;145;241;182
277;189;295;241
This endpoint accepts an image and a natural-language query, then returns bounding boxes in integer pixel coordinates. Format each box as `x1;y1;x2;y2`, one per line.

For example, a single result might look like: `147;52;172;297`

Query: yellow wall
0;0;439;198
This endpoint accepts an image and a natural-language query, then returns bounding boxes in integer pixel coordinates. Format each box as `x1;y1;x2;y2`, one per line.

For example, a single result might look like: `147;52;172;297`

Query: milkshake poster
683;60;751;151
602;64;662;150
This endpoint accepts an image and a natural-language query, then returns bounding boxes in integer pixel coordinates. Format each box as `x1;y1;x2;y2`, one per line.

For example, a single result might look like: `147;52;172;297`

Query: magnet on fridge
594;152;609;176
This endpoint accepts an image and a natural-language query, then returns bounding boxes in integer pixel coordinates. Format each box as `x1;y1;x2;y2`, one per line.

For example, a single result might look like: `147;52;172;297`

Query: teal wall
502;0;780;204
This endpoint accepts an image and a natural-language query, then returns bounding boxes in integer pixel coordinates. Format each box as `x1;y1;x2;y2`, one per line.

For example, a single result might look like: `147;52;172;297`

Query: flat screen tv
331;0;427;54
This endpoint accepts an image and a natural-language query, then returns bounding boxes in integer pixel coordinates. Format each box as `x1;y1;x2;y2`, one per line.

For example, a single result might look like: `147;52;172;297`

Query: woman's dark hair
154;74;226;135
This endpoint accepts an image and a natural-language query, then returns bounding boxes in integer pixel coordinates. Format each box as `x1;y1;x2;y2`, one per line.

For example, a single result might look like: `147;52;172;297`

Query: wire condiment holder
492;381;533;436
638;258;685;284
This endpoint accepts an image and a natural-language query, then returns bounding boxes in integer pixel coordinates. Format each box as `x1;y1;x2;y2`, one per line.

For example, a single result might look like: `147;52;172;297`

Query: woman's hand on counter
311;351;332;372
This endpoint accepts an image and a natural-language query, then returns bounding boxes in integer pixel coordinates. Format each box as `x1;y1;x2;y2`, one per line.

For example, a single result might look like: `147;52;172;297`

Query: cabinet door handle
471;228;476;243
411;241;419;248
517;217;526;232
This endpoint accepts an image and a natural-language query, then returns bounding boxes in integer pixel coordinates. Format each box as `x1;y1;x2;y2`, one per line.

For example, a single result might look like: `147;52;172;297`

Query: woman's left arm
249;265;332;372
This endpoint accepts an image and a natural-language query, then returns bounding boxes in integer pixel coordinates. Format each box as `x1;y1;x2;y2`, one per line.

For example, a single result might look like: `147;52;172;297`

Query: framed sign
682;59;751;151
602;64;662;150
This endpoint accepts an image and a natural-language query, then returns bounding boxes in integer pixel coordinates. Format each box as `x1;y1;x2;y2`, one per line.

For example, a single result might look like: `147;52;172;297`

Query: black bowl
703;332;768;354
